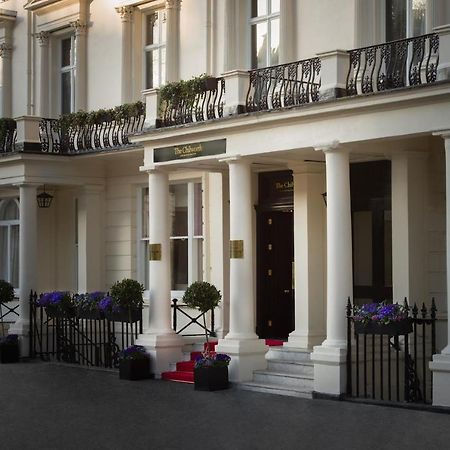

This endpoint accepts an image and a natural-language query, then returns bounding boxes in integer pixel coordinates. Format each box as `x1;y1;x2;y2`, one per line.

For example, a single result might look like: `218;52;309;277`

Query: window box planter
105;308;141;323
45;306;76;319
119;358;152;380
0;341;20;363
76;308;104;320
354;318;413;335
194;366;229;391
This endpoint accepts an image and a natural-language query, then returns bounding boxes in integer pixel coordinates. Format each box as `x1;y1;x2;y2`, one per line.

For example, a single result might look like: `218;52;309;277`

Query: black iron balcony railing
347;33;439;96
160;77;225;127
246;57;321;112
0;119;17;154
39;102;145;154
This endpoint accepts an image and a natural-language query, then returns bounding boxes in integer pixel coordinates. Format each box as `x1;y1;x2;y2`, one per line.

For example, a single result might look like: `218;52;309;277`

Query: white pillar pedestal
215;157;267;382
434;25;450;81
310;143;353;396
430;131;450;406
9;184;38;356
135;168;183;377
285;162;326;350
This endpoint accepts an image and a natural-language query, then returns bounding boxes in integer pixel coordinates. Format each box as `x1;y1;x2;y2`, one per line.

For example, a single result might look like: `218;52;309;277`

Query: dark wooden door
257;210;294;339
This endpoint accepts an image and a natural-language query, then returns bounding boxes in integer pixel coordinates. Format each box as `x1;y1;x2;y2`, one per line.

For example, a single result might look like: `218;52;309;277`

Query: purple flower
98;296;113;312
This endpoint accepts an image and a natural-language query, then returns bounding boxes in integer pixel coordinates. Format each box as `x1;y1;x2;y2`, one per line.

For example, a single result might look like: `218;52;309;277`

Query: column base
285;331;325;350
215;338;268;382
429;352;450;407
8;319;30;357
135;331;184;378
310;344;347;395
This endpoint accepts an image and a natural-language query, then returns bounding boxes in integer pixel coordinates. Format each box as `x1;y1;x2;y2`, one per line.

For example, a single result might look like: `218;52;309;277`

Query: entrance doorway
256;171;294;339
351;161;392;305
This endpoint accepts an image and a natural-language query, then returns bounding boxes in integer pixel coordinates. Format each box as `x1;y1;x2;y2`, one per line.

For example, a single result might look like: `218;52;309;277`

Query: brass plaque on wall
230;240;244;259
149;243;162;261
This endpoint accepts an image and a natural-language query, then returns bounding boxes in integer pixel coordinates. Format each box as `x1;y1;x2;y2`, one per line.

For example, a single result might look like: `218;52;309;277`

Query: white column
279;0;296;64
70;19;88;111
77;186;104;292
285;163;326;350
35;32;50;117
9;184;38;352
116;6;134;103
391;151;427;302
0;21;13;117
136;168;183;377
311;143;352;396
165;0;181;83
216;157;267;382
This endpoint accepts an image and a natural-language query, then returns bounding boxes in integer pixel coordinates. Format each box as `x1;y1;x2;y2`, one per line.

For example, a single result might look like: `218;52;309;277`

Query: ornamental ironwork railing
346;298;436;405
0;119;17;154
160;77;225;127
246;58;321;112
347;33;439;96
39;111;145;154
29;292;143;369
171;298;216;338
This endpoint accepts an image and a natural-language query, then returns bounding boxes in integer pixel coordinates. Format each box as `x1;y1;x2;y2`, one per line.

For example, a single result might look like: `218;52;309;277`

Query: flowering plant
118;345;149;361
38;291;73;310
74;291;106;313
194;352;231;369
353;302;408;325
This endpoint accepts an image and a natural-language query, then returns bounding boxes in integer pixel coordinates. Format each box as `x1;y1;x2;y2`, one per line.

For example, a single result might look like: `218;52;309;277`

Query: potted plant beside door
103;278;144;323
182;281;230;391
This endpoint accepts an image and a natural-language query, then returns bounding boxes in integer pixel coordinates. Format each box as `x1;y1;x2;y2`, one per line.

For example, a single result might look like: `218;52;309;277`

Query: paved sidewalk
1;361;449;450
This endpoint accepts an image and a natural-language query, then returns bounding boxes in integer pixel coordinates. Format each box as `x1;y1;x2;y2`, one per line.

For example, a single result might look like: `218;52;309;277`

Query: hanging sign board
149;243;162;261
154;139;226;162
230;240;244;259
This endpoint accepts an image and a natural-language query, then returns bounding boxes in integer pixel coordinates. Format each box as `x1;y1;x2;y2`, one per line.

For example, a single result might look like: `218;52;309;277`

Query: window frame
59;33;76;115
143;9;166;90
0;198;20;290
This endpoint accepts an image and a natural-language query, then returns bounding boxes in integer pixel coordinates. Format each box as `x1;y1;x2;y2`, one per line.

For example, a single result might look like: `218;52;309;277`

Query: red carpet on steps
161;339;284;384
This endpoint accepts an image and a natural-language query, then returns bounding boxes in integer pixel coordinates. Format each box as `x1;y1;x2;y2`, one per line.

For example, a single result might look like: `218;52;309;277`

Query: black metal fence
29;292;143;369
346;298;436;404
171;298;215;337
347;33;439;96
39;114;145;155
246;57;321;112
0;119;17;154
160;77;225;127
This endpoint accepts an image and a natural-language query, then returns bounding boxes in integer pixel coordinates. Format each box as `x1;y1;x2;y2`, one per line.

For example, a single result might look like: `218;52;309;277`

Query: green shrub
110;279;144;310
0;280;15;303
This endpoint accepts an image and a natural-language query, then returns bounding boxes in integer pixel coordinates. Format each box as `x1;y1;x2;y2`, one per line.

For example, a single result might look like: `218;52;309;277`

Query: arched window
0;198;20;288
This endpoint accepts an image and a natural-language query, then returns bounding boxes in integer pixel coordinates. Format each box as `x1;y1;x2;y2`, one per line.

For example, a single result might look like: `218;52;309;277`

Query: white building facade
2;0;450;406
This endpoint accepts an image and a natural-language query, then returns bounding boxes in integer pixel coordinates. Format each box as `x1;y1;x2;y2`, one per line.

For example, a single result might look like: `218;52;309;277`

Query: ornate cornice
35;31;50;46
116;6;134;22
165;0;182;9
0;43;12;58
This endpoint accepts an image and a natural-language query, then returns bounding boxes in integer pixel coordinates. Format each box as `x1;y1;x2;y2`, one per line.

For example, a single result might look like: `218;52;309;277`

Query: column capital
69;19;88;35
0;43;12;59
314;140;341;154
433;130;450;140
219;155;252;166
116;6;134;22
35;31;50;47
165;0;182;9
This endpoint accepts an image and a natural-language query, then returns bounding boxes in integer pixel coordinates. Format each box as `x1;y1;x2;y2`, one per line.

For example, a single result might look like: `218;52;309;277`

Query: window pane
252;0;267;18
194;183;202;236
252;22;268;69
1;199;18;220
61;71;72;115
143;242;149;289
384;211;393;287
171;239;188;290
386;0;406;41
270;0;280;13
145;50;160;89
353;211;373;286
61;38;71;67
161;12;167;44
0;227;7;281
412;0;426;37
193;238;203;282
10;224;19;288
170;184;188;236
270;18;280;66
146;13;159;46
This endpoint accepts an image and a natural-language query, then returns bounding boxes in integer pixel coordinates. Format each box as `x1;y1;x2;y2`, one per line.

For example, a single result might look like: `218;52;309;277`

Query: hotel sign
154;139;226;162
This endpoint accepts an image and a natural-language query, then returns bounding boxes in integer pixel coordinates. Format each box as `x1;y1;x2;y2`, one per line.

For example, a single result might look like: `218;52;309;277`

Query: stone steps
239;381;313;399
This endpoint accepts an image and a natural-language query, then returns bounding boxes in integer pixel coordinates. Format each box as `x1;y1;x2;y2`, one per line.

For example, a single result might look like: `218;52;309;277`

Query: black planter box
45;306;76;319
119;358;152;380
354;318;413;335
0;342;20;363
76;308;104;320
194;366;229;391
106;309;141;323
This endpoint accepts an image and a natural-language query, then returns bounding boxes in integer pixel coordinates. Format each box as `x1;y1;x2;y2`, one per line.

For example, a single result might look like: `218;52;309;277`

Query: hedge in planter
0;334;20;364
194;353;231;391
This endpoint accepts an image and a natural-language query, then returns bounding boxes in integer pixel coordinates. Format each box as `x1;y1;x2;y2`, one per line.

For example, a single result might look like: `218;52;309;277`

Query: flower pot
105;309;141;323
354;318;413;335
0;342;20;363
119;358;152;380
194;366;229;391
76;308;104;320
